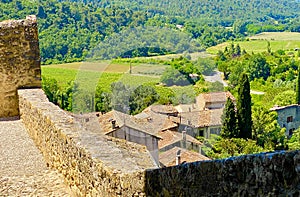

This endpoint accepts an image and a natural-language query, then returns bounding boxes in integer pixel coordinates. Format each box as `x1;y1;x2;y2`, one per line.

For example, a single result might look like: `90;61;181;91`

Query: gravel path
0;119;72;196
203;71;228;87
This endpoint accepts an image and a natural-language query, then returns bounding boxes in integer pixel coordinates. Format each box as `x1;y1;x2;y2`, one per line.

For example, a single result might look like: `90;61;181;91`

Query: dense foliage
237;73;252;139
221;98;237;138
2;0;300;64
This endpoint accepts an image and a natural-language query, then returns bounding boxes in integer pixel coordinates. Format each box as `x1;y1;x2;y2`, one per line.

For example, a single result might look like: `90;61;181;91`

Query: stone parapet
145;150;300;196
0;16;41;117
18;89;155;196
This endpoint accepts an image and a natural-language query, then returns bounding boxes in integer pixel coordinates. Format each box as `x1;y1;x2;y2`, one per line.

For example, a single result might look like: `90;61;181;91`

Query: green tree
42;77;59;104
237;73;252;139
129;85;159;115
287;128;300;150
221;98;238;138
160;67;191;86
95;86;112;113
296;68;300;105
246;54;270;81
274;90;296;106
252;106;286;150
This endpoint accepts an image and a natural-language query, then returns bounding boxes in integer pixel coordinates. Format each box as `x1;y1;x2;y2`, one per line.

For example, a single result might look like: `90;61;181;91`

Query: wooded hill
1;0;300;64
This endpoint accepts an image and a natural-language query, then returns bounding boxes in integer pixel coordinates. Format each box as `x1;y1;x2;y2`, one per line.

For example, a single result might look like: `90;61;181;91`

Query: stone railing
18;89;156;196
145;150;300;196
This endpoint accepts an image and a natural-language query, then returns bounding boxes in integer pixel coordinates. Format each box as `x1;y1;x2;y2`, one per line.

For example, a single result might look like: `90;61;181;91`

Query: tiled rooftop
159;147;210;167
158;130;202;149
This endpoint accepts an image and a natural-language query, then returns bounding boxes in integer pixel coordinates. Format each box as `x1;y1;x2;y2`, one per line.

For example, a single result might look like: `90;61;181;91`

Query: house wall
276;106;300;136
179;124;221;139
206;102;225;109
159;140;201;153
205;126;222;138
0;16;41;118
111;127;159;166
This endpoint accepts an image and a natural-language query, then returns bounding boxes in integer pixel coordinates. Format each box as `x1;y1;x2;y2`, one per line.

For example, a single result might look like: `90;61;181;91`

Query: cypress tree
237;73;252;139
296;67;300;105
221;98;237;138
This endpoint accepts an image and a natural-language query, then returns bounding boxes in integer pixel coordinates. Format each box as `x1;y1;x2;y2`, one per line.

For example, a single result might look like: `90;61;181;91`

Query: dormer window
287;116;293;123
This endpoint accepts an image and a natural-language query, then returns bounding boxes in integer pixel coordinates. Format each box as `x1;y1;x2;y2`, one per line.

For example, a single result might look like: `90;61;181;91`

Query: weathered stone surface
0;119;72;196
0;16;41;118
18;88;155;196
145;151;300;196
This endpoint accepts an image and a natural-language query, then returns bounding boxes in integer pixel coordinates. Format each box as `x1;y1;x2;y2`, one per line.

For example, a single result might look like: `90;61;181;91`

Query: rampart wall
0;16;41;117
18;89;153;196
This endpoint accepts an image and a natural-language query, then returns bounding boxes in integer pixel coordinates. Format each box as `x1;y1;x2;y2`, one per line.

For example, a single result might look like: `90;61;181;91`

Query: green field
41;61;163;92
206;32;300;54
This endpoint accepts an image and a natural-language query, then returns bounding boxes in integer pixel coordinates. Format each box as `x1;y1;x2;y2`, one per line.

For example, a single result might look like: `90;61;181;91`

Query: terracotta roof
174;104;200;113
198;91;235;103
150;104;178;115
179;108;223;128
134;107;178;133
98;110;159;138
159;147;210;167
99;110;178;138
158;130;202;149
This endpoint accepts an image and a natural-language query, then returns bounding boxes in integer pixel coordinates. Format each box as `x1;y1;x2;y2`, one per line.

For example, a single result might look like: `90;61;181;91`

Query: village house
159;147;210;167
270;104;300;136
174;92;235;139
95;92;235;167
98;110;162;166
196;91;235;110
178;108;223;138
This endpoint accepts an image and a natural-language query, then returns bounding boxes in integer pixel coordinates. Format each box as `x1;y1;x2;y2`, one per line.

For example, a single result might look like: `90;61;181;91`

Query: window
198;129;204;137
287;116;293;123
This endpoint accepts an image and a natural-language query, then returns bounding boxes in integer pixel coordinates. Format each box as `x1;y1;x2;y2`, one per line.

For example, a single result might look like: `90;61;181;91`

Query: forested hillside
65;0;300;24
1;0;300;64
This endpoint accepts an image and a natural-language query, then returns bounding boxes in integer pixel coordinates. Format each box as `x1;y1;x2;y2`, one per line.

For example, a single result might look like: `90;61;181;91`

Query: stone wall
145;150;300;196
18;89;156;196
18;89;300;196
0;16;41;118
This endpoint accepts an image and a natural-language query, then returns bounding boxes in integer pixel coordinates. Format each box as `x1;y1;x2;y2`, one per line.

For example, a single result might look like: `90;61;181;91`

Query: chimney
182;130;187;141
182;130;187;149
176;150;181;165
111;120;116;129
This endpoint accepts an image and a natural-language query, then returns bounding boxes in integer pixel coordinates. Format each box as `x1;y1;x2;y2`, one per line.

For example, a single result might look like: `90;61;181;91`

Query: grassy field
206;32;300;54
41;61;162;92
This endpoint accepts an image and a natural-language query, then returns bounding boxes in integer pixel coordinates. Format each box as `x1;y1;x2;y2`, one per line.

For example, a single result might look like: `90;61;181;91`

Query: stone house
99;110;162;166
173;91;235;139
178;108;223;138
270;104;300;136
196;91;235;110
99;108;180;167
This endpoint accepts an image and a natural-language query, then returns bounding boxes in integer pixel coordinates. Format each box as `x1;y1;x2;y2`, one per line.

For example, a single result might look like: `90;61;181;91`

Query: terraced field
207;32;300;54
